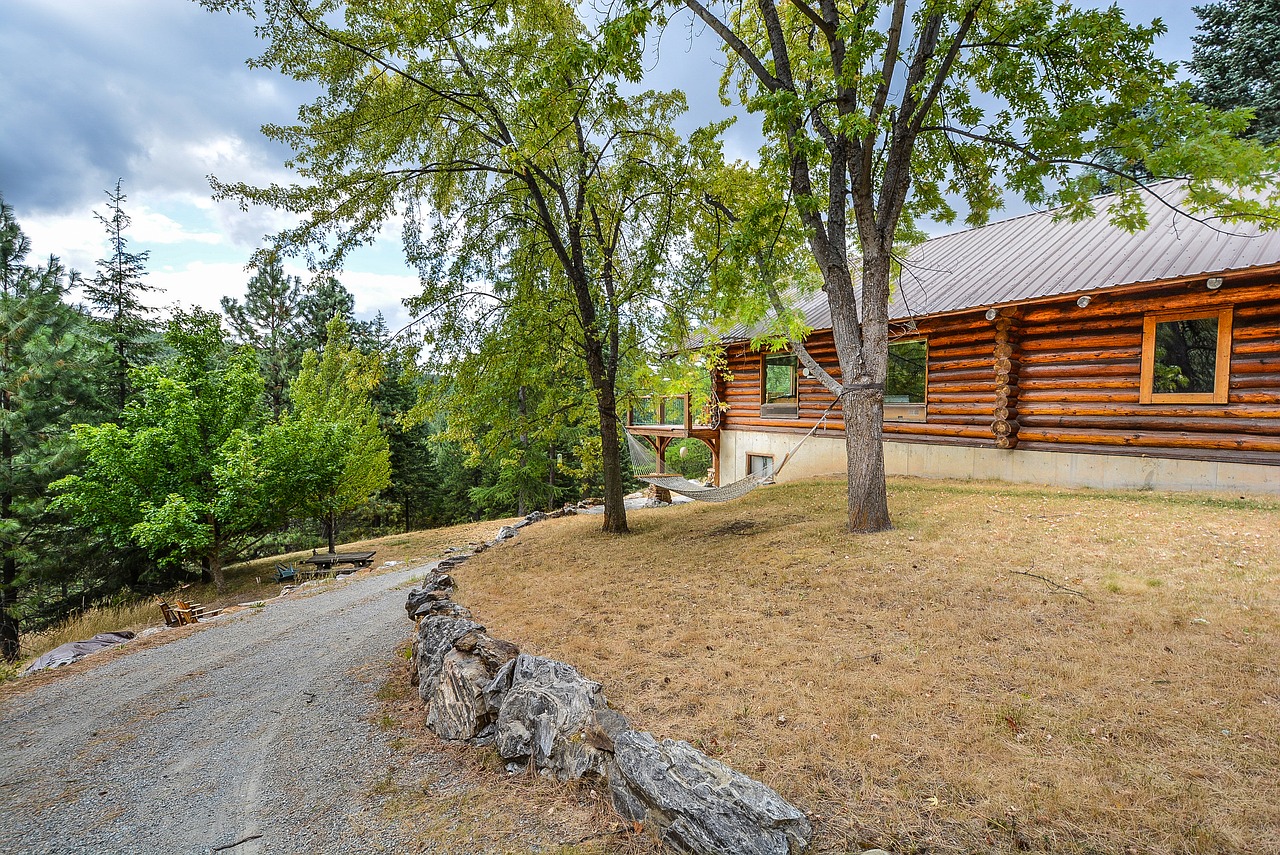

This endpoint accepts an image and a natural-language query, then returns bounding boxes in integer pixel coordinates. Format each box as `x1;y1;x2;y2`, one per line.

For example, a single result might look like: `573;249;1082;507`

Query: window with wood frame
746;453;774;479
761;352;799;417
884;338;928;422
1139;308;1233;404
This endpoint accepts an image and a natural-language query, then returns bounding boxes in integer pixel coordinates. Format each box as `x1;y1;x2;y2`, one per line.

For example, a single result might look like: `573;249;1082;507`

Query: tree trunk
325;512;337;553
1;555;19;663
826;253;893;533
208;549;225;593
596;395;629;534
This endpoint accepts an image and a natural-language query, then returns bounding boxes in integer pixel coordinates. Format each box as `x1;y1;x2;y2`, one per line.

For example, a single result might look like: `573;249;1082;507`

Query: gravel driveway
1;565;432;854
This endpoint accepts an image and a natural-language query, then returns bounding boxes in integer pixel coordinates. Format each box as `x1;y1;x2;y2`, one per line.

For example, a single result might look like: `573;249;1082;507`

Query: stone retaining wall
403;511;813;855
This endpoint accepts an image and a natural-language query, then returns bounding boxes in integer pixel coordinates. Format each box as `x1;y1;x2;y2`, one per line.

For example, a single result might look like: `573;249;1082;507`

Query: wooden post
652;436;672;503
993;314;1022;449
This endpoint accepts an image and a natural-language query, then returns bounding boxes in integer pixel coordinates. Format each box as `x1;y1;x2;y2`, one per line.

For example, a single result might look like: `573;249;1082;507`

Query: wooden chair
158;599;183;628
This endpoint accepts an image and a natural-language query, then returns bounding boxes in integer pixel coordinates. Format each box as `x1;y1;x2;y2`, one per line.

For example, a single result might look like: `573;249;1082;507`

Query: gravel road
1;564;435;854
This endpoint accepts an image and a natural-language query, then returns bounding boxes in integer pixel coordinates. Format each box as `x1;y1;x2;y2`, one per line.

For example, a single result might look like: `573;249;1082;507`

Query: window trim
760;351;800;418
884;336;929;423
1139;307;1232;405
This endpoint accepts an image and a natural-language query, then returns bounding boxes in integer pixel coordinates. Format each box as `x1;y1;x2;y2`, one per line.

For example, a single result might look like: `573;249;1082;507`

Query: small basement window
747;453;775;480
1140;308;1232;404
761;352;799;417
884;339;927;422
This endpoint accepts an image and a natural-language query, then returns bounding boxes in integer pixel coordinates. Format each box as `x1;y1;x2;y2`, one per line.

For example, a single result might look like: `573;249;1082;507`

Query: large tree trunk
324;512;337;553
596;393;629;535
824;253;893;533
208;549;226;593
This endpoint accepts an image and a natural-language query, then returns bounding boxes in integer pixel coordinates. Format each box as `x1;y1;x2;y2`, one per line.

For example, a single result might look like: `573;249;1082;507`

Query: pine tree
221;254;304;419
0;199;103;662
83;180;161;412
1191;0;1280;143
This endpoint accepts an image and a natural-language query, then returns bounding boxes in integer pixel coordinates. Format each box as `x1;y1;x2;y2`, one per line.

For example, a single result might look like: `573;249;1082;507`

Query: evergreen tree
297;275;356;351
84;180;161;412
221;254;304;418
0;199;103;661
1191;0;1280;143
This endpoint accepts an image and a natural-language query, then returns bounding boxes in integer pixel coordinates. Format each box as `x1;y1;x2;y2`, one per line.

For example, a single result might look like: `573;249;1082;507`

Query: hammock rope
627;396;840;503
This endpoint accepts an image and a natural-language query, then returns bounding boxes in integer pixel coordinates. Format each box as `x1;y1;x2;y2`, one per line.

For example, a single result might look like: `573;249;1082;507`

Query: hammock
626;404;834;503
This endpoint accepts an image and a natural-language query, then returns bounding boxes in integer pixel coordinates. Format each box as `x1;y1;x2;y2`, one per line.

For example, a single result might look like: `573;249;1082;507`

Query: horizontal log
1016;401;1280;419
993;342;1016;360
1018;332;1143;354
1014;426;1280;453
994;317;1019;333
1019;361;1137;379
994;406;1018;421
929;403;999;416
929;366;998;383
1232;339;1280;356
1018;414;1280;436
1231;303;1280;321
995;381;1019;396
1228;376;1280;392
1020;346;1141;365
883;422;994;439
995;435;1019;449
1231;323;1280;342
1018;375;1133;389
1013;439;1280;466
924;326;997;347
1020;282;1280;324
1229;358;1280;374
1017;390;1141;404
927;383;997;396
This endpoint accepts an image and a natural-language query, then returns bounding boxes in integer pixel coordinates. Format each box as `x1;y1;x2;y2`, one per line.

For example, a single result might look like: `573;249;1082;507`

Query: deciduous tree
279;316;390;552
55;309;277;592
650;0;1280;531
197;0;713;534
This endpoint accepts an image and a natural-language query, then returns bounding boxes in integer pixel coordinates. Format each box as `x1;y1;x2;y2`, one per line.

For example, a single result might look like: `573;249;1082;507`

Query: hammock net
625;432;774;503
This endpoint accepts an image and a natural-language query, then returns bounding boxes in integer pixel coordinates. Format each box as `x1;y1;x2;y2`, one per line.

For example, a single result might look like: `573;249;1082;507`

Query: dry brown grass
443;477;1280;855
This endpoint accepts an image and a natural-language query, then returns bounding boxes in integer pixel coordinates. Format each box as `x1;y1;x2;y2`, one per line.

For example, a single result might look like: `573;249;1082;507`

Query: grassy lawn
439;477;1280;855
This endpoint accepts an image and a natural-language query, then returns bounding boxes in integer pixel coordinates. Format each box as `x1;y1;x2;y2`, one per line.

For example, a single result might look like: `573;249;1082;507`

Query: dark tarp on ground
24;631;136;674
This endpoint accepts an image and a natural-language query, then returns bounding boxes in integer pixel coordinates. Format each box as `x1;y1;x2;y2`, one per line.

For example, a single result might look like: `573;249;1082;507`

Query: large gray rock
426;649;499;740
486;654;625;780
415;615;484;704
424;630;521;742
608;730;811;855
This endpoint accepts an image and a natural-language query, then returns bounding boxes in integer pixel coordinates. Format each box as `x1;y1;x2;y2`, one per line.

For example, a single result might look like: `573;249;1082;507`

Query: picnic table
301;551;377;570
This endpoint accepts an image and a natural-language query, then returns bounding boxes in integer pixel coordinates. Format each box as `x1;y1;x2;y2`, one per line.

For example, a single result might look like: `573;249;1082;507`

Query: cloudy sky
0;1;1201;332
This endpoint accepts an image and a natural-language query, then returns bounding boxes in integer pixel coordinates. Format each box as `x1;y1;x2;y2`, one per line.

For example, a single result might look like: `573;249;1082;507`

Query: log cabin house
631;181;1280;495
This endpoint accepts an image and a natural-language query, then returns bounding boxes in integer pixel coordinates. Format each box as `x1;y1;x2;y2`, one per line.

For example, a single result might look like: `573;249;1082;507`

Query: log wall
716;270;1280;465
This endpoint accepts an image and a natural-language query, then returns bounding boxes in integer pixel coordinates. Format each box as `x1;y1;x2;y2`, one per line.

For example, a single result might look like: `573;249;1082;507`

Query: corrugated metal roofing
716;179;1280;341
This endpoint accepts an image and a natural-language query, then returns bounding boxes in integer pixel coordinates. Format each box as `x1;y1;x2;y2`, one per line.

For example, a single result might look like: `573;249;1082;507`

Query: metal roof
716;179;1280;341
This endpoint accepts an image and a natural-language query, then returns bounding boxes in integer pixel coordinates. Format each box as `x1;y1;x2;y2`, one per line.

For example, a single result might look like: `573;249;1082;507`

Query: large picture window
761;352;798;417
1140;308;1232;404
884;339;927;421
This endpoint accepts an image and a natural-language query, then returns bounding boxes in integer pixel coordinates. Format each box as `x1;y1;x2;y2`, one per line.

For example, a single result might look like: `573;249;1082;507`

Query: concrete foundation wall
719;429;1279;496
